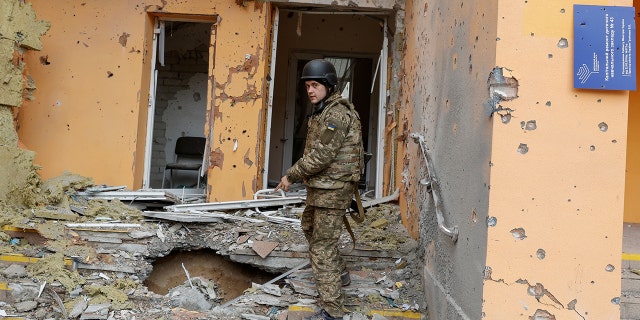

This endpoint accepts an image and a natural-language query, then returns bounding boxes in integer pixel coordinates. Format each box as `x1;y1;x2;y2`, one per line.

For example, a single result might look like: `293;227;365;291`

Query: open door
265;7;389;196
143;17;215;191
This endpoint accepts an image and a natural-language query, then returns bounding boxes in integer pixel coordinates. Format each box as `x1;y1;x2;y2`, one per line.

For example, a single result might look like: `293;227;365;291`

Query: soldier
275;59;364;320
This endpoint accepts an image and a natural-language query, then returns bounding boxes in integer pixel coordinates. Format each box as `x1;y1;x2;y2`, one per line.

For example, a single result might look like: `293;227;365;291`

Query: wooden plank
0;254;73;266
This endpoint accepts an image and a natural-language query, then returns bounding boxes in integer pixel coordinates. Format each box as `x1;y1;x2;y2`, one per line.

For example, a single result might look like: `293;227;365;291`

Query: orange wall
206;2;270;201
625;0;640;223
21;1;149;187
19;1;270;200
484;0;627;319
628;90;640;222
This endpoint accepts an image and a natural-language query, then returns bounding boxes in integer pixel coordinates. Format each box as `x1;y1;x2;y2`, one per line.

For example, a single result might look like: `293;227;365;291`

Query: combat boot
305;309;343;320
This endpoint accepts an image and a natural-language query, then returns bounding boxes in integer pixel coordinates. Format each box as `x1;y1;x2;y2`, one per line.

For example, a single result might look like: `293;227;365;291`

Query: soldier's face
305;80;328;104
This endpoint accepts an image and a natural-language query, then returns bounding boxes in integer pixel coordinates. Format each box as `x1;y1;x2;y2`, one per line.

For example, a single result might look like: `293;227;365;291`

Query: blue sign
574;5;636;90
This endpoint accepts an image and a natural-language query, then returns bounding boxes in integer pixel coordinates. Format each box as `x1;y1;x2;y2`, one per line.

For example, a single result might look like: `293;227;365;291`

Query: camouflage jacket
286;92;364;208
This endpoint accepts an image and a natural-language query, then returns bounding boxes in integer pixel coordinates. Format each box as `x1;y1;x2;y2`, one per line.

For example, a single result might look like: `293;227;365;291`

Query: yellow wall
628;91;640;222
19;1;270;201
485;0;627;318
21;1;149;187
625;0;640;223
206;2;270;201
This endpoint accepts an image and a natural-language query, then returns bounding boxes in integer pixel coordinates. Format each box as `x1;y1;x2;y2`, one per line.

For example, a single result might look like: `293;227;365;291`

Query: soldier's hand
274;175;291;192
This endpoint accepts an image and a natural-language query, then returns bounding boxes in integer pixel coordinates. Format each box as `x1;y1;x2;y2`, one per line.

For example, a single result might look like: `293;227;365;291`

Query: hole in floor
144;248;276;302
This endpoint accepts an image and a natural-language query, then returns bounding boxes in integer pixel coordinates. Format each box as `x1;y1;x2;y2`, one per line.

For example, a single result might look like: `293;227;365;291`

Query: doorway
266;7;387;194
144;19;214;190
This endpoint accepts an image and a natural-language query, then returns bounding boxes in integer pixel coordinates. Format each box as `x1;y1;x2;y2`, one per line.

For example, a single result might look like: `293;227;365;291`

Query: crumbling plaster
15;1;271;201
0;0;49;205
0;0;49;107
206;1;270;201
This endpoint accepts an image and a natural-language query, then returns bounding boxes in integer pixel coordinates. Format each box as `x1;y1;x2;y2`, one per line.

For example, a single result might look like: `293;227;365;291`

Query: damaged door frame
264;7;390;198
142;13;218;189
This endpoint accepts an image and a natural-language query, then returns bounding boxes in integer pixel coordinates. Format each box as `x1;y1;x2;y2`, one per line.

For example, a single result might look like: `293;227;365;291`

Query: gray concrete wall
399;0;499;318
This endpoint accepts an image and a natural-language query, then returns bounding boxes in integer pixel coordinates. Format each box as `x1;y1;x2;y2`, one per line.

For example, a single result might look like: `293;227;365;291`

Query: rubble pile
0;176;427;319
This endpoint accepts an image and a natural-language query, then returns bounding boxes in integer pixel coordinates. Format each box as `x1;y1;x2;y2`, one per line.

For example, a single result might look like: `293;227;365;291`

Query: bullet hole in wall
612;297;621;304
558;37;569;48
599;122;608;132
510;228;527;240
605;264;615;272
483;266;492;280
525;120;537;130
548;53;553;58
487;217;497;227
39;55;50;65
536;249;546;259
590;145;596;151
545;101;551;107
517;143;529;154
107;71;114;78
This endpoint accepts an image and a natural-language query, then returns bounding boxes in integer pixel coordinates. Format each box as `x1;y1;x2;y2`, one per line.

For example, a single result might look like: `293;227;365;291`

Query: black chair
162;136;206;189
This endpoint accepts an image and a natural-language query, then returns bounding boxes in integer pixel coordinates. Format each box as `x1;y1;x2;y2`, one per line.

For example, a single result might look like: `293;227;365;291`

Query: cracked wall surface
17;1;271;200
399;0;497;319
484;0;628;319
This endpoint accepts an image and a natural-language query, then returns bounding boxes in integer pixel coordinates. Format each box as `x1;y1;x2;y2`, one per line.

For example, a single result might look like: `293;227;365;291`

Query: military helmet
301;59;338;87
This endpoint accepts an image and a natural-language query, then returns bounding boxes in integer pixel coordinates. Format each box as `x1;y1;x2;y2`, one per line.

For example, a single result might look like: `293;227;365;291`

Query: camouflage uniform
286;91;364;318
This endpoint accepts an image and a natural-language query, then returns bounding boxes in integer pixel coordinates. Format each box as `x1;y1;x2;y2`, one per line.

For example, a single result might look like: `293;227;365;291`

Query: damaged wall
0;0;49;203
17;1;271;200
484;0;627;319
399;0;496;318
19;1;154;187
206;2;270;201
400;0;628;319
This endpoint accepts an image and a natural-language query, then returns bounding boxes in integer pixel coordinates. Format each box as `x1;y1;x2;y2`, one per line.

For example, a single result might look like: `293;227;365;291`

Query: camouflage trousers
301;205;347;318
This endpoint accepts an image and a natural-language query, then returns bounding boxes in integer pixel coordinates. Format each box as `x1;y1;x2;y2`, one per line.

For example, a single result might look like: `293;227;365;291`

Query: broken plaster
483;272;570;319
0;0;50;107
486;67;519;119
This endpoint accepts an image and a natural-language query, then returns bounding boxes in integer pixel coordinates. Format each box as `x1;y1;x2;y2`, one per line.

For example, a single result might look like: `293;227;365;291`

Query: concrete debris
0;180;425;320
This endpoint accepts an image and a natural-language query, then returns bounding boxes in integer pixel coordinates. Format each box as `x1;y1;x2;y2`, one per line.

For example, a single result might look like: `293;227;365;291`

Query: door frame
142;15;217;189
264;8;389;197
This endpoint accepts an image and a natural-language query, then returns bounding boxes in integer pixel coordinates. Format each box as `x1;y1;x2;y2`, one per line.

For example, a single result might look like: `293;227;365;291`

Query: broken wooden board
2;225;47;245
0;254;73;267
